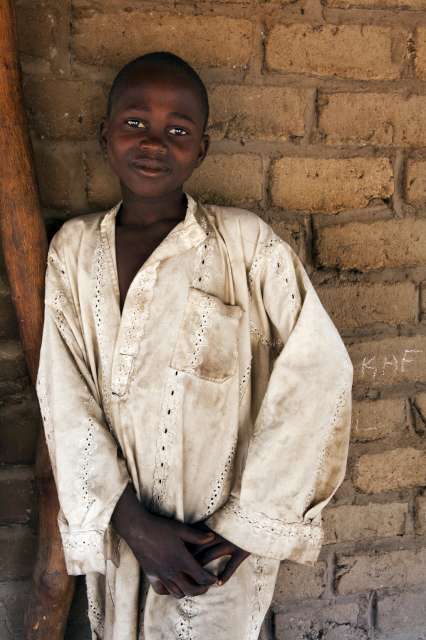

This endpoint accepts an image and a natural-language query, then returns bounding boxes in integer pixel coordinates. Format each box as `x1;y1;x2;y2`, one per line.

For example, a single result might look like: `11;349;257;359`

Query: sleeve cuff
205;496;323;564
57;480;129;575
59;528;107;575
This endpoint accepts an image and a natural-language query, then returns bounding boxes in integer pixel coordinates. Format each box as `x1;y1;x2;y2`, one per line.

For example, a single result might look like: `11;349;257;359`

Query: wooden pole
0;2;74;637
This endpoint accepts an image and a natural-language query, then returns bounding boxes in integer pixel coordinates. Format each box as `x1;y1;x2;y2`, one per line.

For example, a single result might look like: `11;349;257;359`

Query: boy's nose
138;133;167;154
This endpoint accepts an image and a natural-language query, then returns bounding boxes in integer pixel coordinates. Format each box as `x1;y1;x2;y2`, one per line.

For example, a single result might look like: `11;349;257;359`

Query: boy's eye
126;119;146;129
169;127;188;136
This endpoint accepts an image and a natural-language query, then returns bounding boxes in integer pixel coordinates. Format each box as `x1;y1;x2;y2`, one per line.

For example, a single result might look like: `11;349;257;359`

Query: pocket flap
170;288;243;382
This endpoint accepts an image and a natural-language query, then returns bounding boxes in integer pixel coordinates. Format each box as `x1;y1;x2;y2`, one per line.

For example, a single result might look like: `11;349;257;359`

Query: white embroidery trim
151;369;184;514
92;235;116;431
304;383;351;511
247;235;298;350
215;496;323;546
86;574;105;638
248;556;268;640
189;294;216;372
175;596;197;640
61;529;104;555
239;363;252;402
191;227;214;290
200;440;237;520
111;264;158;397
249;321;283;350
77;400;98;513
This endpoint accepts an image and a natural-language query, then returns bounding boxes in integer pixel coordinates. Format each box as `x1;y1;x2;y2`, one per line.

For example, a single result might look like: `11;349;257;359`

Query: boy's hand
130;511;219;598
111;484;218;598
189;523;251;586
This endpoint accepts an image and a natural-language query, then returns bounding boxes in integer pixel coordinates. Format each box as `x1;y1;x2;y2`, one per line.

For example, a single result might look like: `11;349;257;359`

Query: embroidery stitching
175;595;198;640
36;371;57;474
46;249;71;292
239;363;252;402
247;235;299;350
304;383;351;510
249;322;283;350
189;294;215;373
191;228;214;290
45;252;76;347
111;264;158;397
248;557;267;640
86;574;105;638
216;496;323;546
92;236;115;430
60;528;106;583
151;370;184;514
200;441;237;520
77;404;98;512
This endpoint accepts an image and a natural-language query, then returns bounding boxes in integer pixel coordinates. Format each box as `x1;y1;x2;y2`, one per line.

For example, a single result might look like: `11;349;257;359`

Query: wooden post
0;2;74;637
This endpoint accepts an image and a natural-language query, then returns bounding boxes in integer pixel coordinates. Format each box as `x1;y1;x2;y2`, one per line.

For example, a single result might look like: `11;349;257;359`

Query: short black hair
106;51;209;131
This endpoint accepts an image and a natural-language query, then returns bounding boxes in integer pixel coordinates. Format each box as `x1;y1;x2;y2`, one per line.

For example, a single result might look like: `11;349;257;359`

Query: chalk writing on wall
360;349;423;379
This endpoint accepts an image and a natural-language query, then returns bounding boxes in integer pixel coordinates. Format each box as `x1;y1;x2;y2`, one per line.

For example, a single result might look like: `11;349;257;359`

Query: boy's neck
117;188;188;228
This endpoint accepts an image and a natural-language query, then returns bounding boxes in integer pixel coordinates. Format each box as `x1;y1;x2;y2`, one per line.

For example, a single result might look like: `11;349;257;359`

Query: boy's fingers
191;536;221;555
217;552;249;586
196;542;232;567
190;526;228;556
174;574;209;597
161;578;185;599
149;578;169;595
185;554;218;586
180;525;216;545
191;521;212;533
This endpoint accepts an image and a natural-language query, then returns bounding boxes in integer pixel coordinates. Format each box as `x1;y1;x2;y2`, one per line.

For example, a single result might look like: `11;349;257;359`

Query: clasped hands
111;483;250;599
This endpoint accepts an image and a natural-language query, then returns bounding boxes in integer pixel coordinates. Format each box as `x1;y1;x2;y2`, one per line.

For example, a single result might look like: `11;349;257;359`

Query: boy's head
107;52;209;131
101;52;210;201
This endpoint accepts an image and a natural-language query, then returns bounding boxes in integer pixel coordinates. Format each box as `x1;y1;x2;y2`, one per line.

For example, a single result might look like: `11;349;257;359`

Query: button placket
151;369;184;514
111;353;136;397
111;264;158;398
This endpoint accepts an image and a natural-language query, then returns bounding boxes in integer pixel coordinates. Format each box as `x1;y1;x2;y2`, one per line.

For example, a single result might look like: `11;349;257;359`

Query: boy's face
101;68;209;201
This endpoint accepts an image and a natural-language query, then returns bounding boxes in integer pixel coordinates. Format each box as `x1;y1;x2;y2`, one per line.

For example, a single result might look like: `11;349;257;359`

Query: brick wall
1;0;426;638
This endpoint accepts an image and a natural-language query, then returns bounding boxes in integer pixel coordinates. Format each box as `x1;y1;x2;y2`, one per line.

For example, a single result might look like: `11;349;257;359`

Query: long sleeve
206;229;353;564
35;235;130;575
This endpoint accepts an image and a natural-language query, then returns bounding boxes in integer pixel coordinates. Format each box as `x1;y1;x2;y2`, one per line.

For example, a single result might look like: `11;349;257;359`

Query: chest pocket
170;287;243;382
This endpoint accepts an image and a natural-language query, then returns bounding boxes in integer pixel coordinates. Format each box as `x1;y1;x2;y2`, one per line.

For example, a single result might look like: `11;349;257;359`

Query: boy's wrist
124;507;155;548
111;482;152;545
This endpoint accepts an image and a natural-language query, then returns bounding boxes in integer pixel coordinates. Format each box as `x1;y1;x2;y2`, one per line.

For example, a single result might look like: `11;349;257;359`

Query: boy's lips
130;158;171;177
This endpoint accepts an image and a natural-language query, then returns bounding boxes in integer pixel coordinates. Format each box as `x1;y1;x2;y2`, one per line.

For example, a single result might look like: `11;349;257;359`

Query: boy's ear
99;119;108;156
196;133;210;167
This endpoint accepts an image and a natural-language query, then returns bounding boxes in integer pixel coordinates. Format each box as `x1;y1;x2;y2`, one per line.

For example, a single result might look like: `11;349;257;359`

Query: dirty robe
36;193;353;640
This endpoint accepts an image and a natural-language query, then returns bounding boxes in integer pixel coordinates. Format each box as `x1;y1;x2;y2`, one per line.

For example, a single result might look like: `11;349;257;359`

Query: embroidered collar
102;192;206;234
100;192;209;273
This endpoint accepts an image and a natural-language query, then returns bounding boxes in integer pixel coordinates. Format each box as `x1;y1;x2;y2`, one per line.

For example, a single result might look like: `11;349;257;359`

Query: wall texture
1;0;426;638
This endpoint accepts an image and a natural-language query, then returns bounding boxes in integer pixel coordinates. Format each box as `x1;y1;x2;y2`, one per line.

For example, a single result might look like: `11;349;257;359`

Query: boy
36;52;353;639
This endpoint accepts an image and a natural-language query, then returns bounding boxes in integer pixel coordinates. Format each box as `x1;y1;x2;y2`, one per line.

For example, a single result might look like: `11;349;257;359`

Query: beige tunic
36;193;353;639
